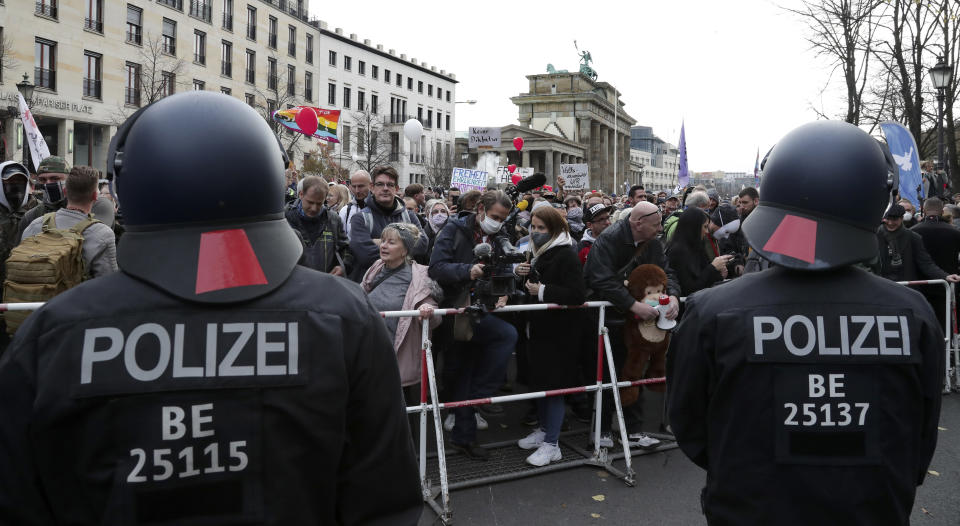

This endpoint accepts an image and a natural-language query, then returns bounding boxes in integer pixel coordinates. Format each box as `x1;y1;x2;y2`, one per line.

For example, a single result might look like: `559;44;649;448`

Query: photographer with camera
428;190;519;460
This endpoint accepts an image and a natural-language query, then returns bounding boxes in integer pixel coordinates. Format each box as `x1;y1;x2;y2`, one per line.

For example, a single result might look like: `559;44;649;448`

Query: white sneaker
444;413;488;431
525;442;561;467
590;433;614;449
518;428;546;450
627;433;661;450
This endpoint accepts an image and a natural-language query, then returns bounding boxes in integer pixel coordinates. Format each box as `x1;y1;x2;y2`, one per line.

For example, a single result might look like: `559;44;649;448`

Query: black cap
108;91;302;303
884;204;906;219
584;202;614;222
741;121;892;271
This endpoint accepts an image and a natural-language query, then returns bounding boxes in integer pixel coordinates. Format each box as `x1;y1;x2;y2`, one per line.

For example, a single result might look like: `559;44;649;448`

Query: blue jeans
447;314;518;444
538;396;565;444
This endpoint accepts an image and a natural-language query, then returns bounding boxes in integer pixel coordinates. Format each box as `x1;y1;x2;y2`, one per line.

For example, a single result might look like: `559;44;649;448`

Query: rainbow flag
273;106;341;143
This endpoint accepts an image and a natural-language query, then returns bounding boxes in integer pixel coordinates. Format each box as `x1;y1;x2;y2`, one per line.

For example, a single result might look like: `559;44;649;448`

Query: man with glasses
577;202;613;264
339;169;372;239
584;201;681;447
348;166;427;281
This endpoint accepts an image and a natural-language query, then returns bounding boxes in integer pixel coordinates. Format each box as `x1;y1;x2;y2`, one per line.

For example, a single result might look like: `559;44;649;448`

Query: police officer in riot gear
668;121;944;525
0;92;421;525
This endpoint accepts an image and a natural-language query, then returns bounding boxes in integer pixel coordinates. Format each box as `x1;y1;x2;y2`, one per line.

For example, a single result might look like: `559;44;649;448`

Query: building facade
630;125;678;193
0;0;456;187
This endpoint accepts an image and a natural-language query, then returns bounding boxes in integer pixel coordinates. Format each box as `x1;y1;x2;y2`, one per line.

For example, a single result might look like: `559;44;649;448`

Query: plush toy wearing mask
621;264;672;406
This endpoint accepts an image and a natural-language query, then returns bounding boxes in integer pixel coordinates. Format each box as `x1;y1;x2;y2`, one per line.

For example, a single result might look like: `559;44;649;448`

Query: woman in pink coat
361;223;442;412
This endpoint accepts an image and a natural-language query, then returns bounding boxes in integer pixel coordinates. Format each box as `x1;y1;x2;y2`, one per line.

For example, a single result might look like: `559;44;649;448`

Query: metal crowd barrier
0;280;955;526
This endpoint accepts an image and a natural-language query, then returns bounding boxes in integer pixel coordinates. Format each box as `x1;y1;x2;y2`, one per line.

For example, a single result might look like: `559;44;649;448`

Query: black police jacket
667;266;944;525
0;267;422;526
911;217;960;275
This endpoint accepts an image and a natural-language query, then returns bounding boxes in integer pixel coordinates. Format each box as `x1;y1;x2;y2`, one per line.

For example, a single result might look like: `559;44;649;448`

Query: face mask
903;212;914;222
430;213;448;227
531;232;552;248
42;181;65;204
3;180;26;208
480;214;502;234
643;298;660;308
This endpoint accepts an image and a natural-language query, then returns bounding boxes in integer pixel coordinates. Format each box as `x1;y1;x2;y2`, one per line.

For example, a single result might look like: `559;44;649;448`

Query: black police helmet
107;91;302;303
741;121;891;271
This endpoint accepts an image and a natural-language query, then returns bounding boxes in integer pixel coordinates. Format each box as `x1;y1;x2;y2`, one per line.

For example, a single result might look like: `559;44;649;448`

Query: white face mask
480;214;503;234
903;212;914;222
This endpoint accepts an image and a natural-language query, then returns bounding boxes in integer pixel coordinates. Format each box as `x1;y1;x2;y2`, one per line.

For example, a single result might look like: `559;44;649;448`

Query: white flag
18;93;50;171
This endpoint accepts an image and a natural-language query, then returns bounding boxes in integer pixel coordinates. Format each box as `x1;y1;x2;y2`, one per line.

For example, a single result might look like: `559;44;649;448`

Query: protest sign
495;165;533;183
450;167;489;191
560;163;589;190
468;127;501;149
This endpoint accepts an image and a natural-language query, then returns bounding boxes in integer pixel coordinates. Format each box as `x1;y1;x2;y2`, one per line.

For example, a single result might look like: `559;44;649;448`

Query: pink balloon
511;174;522;185
507;164;517;174
513;137;524;151
296;107;319;136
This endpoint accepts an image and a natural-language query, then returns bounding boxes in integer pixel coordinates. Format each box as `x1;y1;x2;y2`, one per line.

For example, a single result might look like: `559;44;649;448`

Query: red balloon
295;107;318;136
507;164;517;174
513;137;524;151
511;174;522;185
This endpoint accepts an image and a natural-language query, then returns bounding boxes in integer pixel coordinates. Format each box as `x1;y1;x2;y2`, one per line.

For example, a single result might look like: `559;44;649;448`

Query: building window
384;69;391;83
268;16;277;48
426;110;432;128
358;60;365;75
427;84;432;97
344;56;352;71
287;25;296;57
372;65;378;80
125;62;141;106
305;34;313;64
245;93;255;107
85;0;103;33
357;91;365;112
36;0;58;18
418;81;423;94
221;86;231;95
189;0;211;22
34;39;56;91
83;51;102;99
193;79;205;90
397;74;402;87
267;57;277;90
157;0;182;9
246;6;256;40
162;18;177;55
342;124;351;152
304;71;312;102
417;106;422;122
194;30;206;65
446;114;450;131
437;87;442;100
267;99;276;117
221;40;232;77
161;71;175;97
371;94;378;114
126;5;142;44
222;0;233;30
328;50;336;66
245;49;255;83
328;82;336;105
286;65;295;96
446;91;451;102
408;78;413;91
343;87;351;109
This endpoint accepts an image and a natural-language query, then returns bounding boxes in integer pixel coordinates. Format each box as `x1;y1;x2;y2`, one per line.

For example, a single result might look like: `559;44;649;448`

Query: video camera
467;240;527;313
501;172;547;239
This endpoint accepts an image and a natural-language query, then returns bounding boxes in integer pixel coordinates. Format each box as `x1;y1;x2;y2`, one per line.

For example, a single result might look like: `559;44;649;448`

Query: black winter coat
668;266;943;525
524;243;586;390
911;217;960;275
285;206;353;274
0;268;422;526
872;225;948;282
667;239;724;297
428;214;511;307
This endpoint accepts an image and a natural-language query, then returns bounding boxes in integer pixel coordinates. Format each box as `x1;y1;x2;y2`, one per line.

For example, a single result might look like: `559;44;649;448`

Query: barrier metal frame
897;280;959;392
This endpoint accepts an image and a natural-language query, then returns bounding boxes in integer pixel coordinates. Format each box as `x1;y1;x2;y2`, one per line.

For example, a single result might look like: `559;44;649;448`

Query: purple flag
677;122;688;187
753;148;760;187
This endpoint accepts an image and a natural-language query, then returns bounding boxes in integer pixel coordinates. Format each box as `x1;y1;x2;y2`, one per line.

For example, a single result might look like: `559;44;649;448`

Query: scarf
530;232;573;263
566;207;585;234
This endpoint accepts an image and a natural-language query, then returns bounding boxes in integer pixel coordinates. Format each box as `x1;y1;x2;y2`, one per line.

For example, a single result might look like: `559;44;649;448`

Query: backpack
3;212;99;334
360;205;418;234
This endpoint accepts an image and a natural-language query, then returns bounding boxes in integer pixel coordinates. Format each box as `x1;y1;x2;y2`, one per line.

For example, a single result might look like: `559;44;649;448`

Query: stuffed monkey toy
620;264;671;406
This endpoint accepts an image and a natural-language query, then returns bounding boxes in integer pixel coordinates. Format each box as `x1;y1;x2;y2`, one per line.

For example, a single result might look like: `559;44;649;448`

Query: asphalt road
418;393;960;526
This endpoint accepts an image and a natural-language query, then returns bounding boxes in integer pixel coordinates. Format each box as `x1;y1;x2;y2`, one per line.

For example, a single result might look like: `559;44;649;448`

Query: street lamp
929;56;952;179
454;100;477;105
16;73;35;170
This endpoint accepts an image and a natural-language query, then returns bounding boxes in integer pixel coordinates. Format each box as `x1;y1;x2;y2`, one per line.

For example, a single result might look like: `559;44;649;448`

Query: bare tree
787;0;886;125
111;35;187;125
253;53;307;160
425;140;453;190
935;0;960;186
0;29;16;85
301;142;349;182
350;102;395;173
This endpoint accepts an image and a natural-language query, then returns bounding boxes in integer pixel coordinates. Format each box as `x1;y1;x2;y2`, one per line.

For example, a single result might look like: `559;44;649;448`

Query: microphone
514;172;547;194
473;243;493;259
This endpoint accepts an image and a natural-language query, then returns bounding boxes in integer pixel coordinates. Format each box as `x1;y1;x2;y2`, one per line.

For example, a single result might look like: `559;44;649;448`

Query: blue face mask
530;232;552;248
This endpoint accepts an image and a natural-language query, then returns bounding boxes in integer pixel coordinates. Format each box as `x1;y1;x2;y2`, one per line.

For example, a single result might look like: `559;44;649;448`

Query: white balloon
403;119;423;144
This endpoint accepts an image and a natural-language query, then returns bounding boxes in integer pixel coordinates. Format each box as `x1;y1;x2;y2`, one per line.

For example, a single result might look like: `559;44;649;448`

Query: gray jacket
21;208;118;278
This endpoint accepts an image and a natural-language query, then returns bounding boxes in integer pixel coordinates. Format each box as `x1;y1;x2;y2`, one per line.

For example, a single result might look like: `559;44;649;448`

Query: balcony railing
246;25;256;40
385;114;410;125
245;68;255;83
189;1;211;22
126;28;142;45
162;40;176;55
306;50;313;63
221;62;232;77
267;75;278;90
389;152;399;162
222;13;233;30
288;42;296;56
157;0;182;10
83;78;101;99
84;17;103;33
286;83;295;96
35;67;56;90
35;1;57;18
194;53;206;65
125;87;141;106
304;88;312;102
268;34;277;49
423;120;432;129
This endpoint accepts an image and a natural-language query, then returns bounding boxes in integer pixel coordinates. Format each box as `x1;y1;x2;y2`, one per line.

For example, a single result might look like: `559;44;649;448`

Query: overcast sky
311;0;840;173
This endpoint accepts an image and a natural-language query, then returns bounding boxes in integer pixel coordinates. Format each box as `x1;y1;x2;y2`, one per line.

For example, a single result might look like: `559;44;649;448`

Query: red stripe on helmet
195;229;268;294
762;214;818;264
